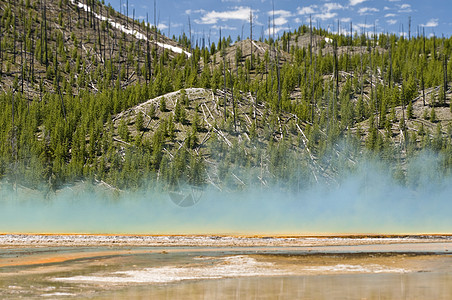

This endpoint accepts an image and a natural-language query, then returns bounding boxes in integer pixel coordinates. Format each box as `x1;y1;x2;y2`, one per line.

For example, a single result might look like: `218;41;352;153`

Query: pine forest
0;0;451;194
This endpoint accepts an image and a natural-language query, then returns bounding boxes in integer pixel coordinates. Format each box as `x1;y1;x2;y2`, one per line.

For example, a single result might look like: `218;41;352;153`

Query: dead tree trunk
311;31;317;123
146;13;151;83
44;0;48;67
154;0;158;58
277;47;281;114
21;4;24;95
13;14;16;64
333;39;338;125
221;28;227;122
249;9;253;70
230;62;237;132
443;40;448;101
11;88;18;165
0;16;2;78
408;16;411;41
58;86;67;122
309;15;313;122
421;65;425;106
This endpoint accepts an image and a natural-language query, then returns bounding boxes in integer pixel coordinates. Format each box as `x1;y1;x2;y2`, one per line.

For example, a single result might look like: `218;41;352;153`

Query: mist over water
1;153;451;235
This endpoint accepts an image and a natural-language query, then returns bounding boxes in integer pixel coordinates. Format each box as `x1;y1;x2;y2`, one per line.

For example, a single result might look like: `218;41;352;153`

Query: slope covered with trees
0;0;451;193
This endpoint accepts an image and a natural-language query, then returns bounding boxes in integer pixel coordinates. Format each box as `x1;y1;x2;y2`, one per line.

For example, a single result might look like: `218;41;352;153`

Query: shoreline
2;232;452;238
1;233;451;248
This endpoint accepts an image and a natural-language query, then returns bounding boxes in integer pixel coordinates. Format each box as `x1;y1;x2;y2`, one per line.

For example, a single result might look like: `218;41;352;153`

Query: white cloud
341;17;352;23
383;6;390;10
384;13;396;18
422;18;439;27
274;16;289;26
270;10;293;17
349;0;367;6
356;23;374;29
313;12;338;20
297;5;317;15
212;25;237;30
387;0;400;2
398;4;412;13
324;3;345;12
267;10;293;26
297;2;343;21
358;7;379;15
387;19;397;25
158;23;168;30
195;7;252;24
265;26;290;36
186;9;205;15
221;0;242;2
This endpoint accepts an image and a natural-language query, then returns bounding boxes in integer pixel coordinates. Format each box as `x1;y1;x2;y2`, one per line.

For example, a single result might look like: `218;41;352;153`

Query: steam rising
1;153;451;235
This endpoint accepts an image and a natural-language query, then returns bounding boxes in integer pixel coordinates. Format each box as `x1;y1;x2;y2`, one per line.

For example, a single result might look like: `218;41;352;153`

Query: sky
109;0;451;43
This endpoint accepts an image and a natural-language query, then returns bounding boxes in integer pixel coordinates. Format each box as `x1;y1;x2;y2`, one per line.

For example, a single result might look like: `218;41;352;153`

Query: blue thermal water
1;156;451;234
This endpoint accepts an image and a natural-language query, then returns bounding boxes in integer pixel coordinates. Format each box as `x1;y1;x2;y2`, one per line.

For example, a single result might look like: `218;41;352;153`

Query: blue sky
108;0;452;42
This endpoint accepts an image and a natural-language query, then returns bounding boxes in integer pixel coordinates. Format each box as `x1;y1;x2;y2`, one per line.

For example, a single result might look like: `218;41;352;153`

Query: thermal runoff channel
1;154;451;235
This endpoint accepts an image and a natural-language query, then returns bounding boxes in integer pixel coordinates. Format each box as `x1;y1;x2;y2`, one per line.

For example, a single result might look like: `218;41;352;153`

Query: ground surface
0;235;451;299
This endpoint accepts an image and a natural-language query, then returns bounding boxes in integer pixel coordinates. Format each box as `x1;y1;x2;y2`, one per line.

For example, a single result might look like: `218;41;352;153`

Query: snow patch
69;0;191;57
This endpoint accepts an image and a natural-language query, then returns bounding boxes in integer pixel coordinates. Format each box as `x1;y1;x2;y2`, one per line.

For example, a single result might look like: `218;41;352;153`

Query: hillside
0;1;451;192
0;0;191;98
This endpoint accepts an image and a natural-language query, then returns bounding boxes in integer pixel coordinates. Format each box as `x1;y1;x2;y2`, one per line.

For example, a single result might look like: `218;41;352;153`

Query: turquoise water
1;178;452;234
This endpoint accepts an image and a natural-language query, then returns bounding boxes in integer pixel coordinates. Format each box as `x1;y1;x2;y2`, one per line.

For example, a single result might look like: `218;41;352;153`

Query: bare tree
13;14;16;64
249;9;253;70
44;0;48;67
0;15;2;78
442;38;448;103
154;0;157;56
422;27;426;106
333;39;338;124
221;28;227;122
188;16;191;49
408;16;411;41
146;13;151;83
11;92;17;164
21;0;25;95
277;45;281;114
229;60;237;132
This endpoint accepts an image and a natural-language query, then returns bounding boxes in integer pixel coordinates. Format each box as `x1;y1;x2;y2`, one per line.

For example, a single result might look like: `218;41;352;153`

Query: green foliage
159;97;167;112
118;119;130;142
407;101;413;119
430;107;437;123
174;99;186;124
135;111;144;132
423;108;429;120
0;0;450;192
